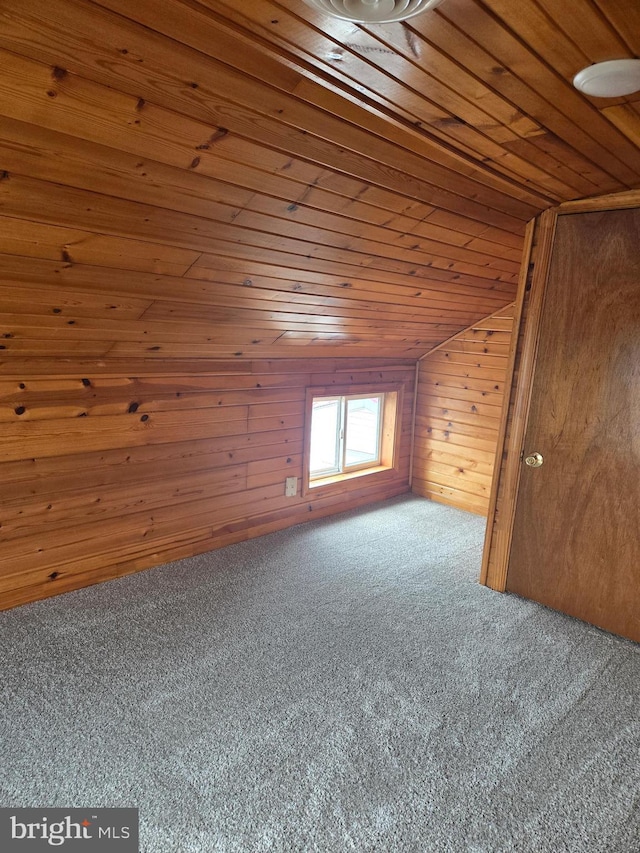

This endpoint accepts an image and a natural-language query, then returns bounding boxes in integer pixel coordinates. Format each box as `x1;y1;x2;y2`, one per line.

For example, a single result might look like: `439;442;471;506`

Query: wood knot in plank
196;128;228;150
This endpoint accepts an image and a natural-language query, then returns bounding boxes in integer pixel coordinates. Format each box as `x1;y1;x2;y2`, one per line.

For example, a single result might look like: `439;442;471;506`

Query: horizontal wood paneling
0;359;415;609
412;304;515;515
0;0;639;609
1;1;639;366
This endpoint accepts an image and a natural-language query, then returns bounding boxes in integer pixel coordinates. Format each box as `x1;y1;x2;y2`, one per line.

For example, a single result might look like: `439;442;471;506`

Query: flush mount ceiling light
573;59;640;97
302;0;445;24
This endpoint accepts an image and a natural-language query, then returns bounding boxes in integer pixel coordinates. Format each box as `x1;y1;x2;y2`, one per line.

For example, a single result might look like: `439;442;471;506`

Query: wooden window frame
302;383;403;496
309;392;384;479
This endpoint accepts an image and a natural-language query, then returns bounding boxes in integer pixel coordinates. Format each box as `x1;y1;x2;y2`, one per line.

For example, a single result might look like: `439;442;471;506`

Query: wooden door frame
481;189;640;591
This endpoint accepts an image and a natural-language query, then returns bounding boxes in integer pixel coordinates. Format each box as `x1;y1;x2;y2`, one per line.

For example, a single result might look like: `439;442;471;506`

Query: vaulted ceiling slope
0;0;638;365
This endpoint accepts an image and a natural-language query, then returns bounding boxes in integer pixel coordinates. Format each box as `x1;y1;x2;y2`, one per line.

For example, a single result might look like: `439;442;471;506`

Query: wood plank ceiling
0;0;639;365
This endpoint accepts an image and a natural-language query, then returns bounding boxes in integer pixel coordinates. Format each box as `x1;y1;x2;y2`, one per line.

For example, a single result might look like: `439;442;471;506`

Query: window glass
309;397;341;476
344;396;381;467
309;393;383;481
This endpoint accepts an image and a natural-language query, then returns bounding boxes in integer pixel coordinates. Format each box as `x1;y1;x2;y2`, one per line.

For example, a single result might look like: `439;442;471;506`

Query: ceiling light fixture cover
573;59;640;97
302;0;445;24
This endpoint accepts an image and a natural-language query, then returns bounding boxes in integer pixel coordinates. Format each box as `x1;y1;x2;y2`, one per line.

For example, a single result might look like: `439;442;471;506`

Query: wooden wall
0;358;415;610
411;304;515;515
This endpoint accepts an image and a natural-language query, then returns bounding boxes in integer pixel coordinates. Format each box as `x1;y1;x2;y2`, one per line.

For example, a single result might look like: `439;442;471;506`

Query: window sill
307;464;392;493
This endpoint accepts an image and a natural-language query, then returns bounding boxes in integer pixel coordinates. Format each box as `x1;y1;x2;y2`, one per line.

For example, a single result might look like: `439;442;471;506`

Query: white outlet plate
285;476;298;497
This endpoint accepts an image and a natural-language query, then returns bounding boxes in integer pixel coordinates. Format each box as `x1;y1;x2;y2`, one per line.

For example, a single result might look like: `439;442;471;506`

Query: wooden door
507;208;640;642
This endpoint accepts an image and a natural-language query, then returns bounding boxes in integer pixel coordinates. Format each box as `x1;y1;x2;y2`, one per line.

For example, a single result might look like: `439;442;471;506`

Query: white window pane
310;398;340;475
345;396;380;467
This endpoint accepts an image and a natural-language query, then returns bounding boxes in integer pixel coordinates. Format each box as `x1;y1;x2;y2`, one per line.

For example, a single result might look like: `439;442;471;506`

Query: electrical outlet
285;476;298;497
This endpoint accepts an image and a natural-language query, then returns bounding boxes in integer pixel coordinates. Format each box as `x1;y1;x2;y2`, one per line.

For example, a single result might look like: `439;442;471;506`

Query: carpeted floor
1;494;639;852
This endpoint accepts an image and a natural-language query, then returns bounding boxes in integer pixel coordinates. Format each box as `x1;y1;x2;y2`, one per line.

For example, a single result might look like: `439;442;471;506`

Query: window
304;384;402;493
310;394;383;479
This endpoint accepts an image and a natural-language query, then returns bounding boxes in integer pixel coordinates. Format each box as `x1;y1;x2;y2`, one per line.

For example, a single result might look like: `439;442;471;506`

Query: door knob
524;452;543;468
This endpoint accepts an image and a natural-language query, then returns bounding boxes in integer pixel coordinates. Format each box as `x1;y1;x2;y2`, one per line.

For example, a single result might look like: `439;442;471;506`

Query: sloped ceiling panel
0;0;638;366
